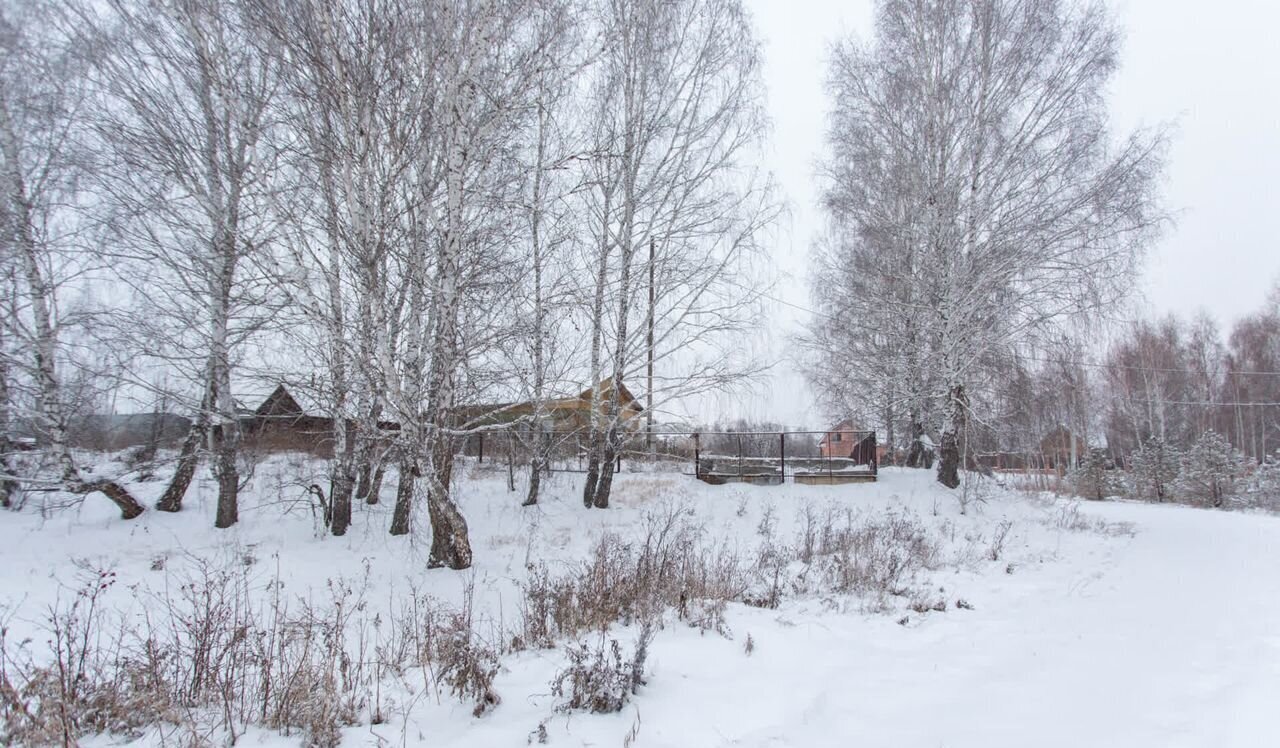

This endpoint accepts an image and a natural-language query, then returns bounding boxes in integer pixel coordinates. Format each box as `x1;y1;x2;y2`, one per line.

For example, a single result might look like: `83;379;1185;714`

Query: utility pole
646;236;655;452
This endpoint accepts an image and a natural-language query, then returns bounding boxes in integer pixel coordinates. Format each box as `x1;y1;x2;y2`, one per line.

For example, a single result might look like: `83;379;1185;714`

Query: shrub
433;612;501;717
1239;453;1280;511
987;520;1013;561
0;561;495;746
1127;438;1181;502
1177;431;1247;507
1068;449;1116;501
551;621;654;715
518;505;747;645
813;509;941;603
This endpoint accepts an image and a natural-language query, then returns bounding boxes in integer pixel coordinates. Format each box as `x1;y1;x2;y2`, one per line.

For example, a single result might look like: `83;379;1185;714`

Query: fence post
507;431;515;491
693;432;701;479
780;432;786;482
738;434;743;479
478;433;484;464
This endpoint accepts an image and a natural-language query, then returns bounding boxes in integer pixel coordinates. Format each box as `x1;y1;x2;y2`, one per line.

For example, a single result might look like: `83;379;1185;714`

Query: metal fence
458;428;878;483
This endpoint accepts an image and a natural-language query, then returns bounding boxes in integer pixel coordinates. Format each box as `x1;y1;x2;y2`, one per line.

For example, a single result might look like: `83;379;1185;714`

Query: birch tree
581;0;774;509
417;0;561;567
509;1;580;507
254;0;443;536
0;0;145;518
76;0;277;527
820;0;1166;488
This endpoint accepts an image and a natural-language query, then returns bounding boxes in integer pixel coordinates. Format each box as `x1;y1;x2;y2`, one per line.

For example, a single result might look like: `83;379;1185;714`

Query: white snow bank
2;460;1276;747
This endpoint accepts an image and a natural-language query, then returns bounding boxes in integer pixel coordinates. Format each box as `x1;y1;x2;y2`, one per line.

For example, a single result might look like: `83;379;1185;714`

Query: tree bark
156;372;213;513
328;464;355;536
905;419;926;468
212;423;239;528
390;455;415;536
937;384;966;489
210;284;239;529
592;424;619;509
426;436;471;568
0;333;17;508
524;429;548;507
582;185;612;508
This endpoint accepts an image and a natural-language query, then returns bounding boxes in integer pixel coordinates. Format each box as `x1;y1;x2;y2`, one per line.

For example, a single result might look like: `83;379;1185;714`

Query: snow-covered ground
2;458;1277;747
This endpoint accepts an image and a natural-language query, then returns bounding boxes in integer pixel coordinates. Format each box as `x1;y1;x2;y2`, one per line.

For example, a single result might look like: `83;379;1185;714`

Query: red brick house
818;419;880;464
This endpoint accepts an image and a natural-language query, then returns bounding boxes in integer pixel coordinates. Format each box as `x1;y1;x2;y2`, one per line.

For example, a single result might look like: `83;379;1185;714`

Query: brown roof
255;385;305;417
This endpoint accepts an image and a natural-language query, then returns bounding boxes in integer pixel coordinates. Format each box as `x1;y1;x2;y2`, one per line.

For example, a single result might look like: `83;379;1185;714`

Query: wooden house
975;426;1089;473
1038;426;1088;471
239;378;642;458
455;377;644;432
238;384;399;458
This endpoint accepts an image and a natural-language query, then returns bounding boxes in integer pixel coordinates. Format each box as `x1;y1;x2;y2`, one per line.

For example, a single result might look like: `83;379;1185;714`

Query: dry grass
3;493;992;742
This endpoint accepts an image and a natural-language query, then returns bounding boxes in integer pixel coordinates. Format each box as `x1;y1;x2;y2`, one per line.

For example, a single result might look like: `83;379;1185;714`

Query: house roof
243;377;647;430
1040;425;1088;452
235;377;327;416
818;418;861;445
455;377;644;426
255;384;306;417
567;377;643;412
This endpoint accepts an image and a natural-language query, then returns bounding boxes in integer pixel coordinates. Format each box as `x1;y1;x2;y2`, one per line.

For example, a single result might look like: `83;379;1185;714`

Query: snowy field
2;458;1278;747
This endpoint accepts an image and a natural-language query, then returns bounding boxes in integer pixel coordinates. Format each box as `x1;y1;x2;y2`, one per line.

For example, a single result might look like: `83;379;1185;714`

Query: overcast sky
729;0;1280;428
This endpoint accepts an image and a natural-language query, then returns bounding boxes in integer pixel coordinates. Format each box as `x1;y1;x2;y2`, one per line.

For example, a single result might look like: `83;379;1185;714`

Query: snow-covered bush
813;509;941;604
552;622;653;714
517;505;748;645
0;568;176;745
0;561;500;746
434;612;502;717
1176;431;1248;508
1238;452;1280;512
1127;438;1182;502
1069;449;1118;501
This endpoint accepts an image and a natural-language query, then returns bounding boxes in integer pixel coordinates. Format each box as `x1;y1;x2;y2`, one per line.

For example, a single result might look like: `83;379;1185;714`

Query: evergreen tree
1128;438;1182;503
1176;431;1247;508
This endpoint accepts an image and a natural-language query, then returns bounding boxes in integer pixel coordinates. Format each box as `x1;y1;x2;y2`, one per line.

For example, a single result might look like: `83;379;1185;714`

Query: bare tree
75;0;278;527
819;0;1166;488
253;0;445;537
1223;290;1280;462
581;0;774;509
510;2;581;507
0;0;145;518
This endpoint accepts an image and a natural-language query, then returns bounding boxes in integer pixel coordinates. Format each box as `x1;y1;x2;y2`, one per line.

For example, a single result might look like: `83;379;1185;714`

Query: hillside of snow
2;459;1277;747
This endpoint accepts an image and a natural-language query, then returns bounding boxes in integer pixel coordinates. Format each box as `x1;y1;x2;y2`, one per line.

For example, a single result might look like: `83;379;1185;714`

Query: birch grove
2;0;768;566
75;0;278;528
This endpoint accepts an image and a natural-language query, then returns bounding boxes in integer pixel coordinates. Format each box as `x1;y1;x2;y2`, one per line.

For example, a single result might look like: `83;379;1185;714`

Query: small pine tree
1176;430;1247;508
1241;451;1280;512
1069;448;1114;501
1127;437;1181;503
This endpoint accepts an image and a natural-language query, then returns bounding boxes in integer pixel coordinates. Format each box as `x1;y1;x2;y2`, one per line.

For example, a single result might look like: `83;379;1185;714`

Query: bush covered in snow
1069;449;1119;501
1127;438;1182;503
1237;452;1280;512
1176;431;1248;508
551;622;654;715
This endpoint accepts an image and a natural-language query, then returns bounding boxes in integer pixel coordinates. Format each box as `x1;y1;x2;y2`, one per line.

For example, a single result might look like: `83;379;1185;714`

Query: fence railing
457;428;879;482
